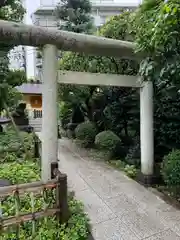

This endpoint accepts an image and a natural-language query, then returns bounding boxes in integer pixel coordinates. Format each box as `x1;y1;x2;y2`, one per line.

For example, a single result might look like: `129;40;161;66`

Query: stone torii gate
0;20;153;183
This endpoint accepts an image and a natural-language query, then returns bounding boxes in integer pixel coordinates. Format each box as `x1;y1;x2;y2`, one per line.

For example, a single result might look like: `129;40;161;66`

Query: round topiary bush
75;121;97;147
95;130;121;153
161;149;180;190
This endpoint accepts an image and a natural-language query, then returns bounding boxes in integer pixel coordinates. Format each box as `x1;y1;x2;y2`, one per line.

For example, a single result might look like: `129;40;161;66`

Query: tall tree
7;69;27;87
132;0;180;159
55;0;94;33
0;0;25;112
56;0;95;126
59;11;139;137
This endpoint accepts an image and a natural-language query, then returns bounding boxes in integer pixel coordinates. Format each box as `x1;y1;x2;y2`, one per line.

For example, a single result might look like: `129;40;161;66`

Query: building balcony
31;15;58;28
33;0;140;15
36;58;42;67
91;0;140;8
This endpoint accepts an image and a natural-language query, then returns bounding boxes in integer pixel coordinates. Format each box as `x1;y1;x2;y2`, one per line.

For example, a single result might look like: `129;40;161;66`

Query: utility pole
21;0;27;77
22;46;27;75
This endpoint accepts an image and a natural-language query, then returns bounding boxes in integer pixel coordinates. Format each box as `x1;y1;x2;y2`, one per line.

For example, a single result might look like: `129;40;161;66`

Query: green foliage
1;153;90;239
56;0;93;34
0;0;25;112
95;130;121;151
57;0;96;125
58;198;90;240
125;136;140;166
161;149;180;189
108;159;126;170
0;0;25;22
0;127;35;161
134;0;180;55
59;11;138;75
108;160;137;179
0;161;40;184
59;101;72;129
6;69;27;87
100;10;135;41
59;1;180;166
59;11;139;140
133;0;180;159
75;121;97;147
124;164;137;179
3;196;90;239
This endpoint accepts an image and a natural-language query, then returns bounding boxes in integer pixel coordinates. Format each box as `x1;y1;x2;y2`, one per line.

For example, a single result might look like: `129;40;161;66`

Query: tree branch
0;0;12;7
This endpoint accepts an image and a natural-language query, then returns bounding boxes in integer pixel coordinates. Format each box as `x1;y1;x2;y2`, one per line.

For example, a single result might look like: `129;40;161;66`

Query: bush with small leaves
95;131;121;158
124;165;137;179
108;160;137;179
161;149;180;193
125;135;140;167
0;127;35;162
59;101;72;129
75;121;97;147
1;161;90;239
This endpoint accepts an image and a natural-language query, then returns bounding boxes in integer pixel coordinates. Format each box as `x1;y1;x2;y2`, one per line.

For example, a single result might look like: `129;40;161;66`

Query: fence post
56;173;69;224
34;133;40;158
51;162;58;179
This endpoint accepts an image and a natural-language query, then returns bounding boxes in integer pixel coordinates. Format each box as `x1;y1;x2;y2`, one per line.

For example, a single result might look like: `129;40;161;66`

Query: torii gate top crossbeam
0;20;144;60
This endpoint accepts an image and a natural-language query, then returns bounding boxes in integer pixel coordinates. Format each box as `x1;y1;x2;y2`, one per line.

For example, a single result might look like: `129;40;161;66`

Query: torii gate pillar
140;81;154;183
41;44;58;181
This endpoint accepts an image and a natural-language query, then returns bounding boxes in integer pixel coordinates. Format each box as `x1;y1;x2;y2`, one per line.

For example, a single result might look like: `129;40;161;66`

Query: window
30;96;42;108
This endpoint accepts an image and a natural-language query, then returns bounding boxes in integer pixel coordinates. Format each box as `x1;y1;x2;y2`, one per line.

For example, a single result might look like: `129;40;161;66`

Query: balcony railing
39;0;59;6
39;0;116;7
36;58;42;67
36;0;139;9
34;109;42;119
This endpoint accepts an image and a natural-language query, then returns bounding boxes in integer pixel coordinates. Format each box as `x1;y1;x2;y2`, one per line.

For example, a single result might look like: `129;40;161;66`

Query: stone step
29;119;42;132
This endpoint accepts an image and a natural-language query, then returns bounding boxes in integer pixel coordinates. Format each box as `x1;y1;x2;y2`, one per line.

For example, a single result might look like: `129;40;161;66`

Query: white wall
9;0;27;71
9;47;25;70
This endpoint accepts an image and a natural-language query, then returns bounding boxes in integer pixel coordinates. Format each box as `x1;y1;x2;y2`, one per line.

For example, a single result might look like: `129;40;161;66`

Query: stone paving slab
75;188;116;225
92;218;139;240
104;193;142;218
36;134;180;240
120;209;167;239
144;229;180;240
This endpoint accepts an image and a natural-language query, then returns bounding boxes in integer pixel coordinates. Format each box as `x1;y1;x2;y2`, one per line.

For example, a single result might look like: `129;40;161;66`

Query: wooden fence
0;163;69;237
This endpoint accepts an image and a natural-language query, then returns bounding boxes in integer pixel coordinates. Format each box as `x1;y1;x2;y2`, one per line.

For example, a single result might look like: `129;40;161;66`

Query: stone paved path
57;138;180;240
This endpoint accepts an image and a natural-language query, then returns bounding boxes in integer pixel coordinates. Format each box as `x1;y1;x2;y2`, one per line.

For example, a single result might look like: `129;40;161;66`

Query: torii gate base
41;45;155;185
137;173;159;186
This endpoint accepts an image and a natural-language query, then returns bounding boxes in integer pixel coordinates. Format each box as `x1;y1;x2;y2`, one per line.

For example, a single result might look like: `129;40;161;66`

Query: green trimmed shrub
0;127;35;160
161;149;180;190
95;131;121;155
75;121;97;147
59;102;72;129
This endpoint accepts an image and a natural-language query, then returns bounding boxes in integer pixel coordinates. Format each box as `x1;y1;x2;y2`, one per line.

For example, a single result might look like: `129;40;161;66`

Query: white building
9;0;27;72
8;46;26;71
31;0;141;80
